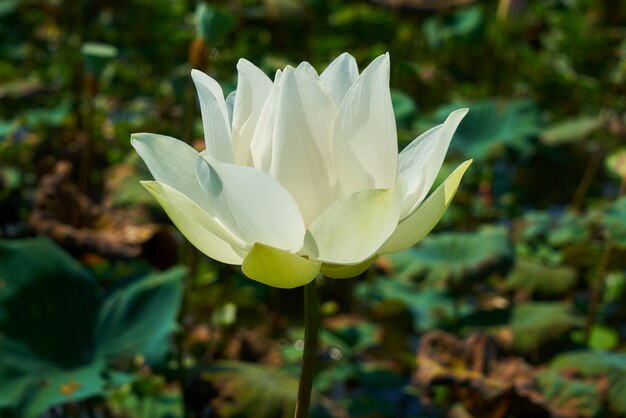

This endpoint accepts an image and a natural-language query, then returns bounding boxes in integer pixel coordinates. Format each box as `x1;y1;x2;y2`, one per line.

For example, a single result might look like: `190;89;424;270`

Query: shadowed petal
242;243;320;288
196;153;306;252
320;52;359;105
320;256;377;279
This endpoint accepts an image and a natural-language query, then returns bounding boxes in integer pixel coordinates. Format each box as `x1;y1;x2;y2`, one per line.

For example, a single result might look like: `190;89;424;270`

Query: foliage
2;0;626;416
0;238;185;417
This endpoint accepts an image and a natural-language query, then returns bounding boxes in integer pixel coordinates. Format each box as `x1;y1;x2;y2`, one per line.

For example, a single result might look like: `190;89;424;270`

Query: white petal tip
453;107;470;116
130;132;151;142
446;108;470;125
236;58;255;70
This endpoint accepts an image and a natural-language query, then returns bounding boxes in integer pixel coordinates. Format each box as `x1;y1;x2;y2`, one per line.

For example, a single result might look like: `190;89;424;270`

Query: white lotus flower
131;53;472;288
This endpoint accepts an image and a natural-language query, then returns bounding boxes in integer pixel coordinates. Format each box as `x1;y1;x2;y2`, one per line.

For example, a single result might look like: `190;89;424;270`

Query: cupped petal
398;108;468;218
320;52;359;105
320;256;377;279
250;70;282;172
141;181;247;264
333;53;397;196
304;185;402;265
252;66;340;225
231;59;273;166
131;133;208;208
191;69;233;163
242;243;320;288
196;153;306;252
379;160;473;255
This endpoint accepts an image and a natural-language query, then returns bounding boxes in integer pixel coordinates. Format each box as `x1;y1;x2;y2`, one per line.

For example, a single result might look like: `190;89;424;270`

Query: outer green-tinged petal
242;243;320;288
379;160;473;255
333;53;397;196
320;256;377;279
131;133;208;208
320;52;359;105
191;69;233;163
398;108;468;218
196;153;306;252
254;66;340;225
231;59;273;166
141;181;247;264
305;186;402;264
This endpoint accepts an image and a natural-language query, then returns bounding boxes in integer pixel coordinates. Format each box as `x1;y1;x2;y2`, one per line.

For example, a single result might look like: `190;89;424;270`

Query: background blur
2;0;626;417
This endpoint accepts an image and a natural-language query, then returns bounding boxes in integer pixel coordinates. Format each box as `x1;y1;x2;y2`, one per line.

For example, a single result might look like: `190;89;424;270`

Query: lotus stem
572;145;602;213
294;278;319;418
584;177;626;343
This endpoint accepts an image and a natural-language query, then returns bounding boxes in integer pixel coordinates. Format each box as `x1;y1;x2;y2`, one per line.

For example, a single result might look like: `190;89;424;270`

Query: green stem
583;177;626;343
294;279;319;418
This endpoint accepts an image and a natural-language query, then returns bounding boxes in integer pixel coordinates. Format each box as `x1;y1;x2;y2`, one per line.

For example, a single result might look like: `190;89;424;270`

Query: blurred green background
2;0;626;417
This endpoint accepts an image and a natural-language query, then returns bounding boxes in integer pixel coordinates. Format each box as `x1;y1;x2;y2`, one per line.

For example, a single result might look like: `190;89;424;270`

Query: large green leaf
423;5;483;49
393;227;513;290
505;259;577;297
18;359;107;418
355;277;454;331
551;351;626;415
0;237;100;368
430;99;542;160
540;116;603;146
507;302;582;354
95;266;186;363
535;369;602;418
0;238;104;417
546;211;590;247
0;238;186;416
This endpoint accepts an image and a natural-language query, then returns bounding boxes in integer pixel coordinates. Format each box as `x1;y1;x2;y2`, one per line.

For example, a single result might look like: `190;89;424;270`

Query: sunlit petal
131;133;208;209
191;69;233;162
379;160;472;254
141;181;247;264
256;66;340;225
305;185;402;264
398;108;468;218
231;59;273;166
333;53;397;196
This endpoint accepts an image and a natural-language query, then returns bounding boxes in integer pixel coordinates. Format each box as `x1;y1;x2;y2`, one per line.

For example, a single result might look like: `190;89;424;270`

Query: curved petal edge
141;181;247;265
379;159;473;255
320;256;377;279
242;243;321;289
305;185;402;265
